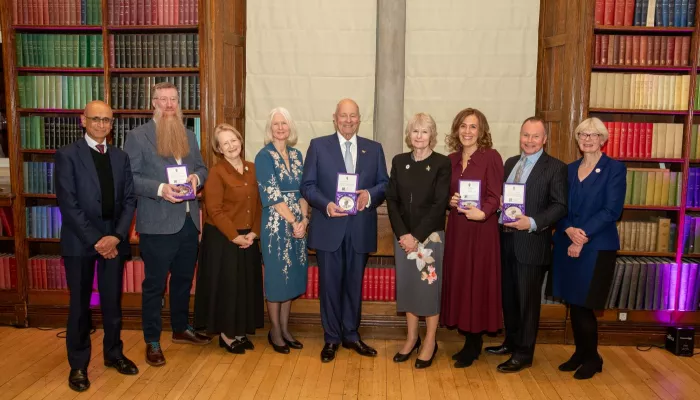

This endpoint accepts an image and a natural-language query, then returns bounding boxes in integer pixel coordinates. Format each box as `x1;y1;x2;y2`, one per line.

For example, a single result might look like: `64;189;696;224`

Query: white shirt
337;132;357;172
84;134;107;153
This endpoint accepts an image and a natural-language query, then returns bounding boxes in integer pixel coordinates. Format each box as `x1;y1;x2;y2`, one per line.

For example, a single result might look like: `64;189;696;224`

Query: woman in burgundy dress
441;108;504;368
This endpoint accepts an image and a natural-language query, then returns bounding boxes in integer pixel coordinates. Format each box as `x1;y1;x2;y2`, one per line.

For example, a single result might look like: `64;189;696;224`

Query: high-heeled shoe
573;355;603;380
415;342;438;369
558;352;584;371
219;335;245;354
268;332;290;354
393;337;421;363
283;336;304;350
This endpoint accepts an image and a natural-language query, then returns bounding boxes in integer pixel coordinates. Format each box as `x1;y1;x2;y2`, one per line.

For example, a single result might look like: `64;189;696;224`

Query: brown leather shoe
146;342;166;367
172;327;212;345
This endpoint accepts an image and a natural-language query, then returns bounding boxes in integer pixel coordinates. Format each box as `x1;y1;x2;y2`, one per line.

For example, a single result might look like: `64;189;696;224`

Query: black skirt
193;224;264;337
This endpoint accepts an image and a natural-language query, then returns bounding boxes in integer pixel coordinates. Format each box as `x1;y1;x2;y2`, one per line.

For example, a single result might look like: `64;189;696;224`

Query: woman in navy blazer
551;117;626;380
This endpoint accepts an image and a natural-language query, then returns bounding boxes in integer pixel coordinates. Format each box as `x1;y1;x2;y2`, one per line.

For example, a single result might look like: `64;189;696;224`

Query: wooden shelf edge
13;25;102;31
18;108;84;114
26;238;60;243
111;68;199;73
594;25;695;33
113;109;201;115
108;25;199;31
614;157;684;163
22;194;56;199
617;251;675;257
21;149;57;154
17;67;104;73
623;205;680;210
592;65;692;72
589;108;688;115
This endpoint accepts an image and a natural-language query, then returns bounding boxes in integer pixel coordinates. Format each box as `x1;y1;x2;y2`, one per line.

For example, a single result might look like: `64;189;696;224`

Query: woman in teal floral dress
255;107;309;354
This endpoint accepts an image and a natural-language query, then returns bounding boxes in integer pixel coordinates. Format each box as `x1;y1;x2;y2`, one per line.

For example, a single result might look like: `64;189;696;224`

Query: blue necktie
514;156;526;183
344;141;354;173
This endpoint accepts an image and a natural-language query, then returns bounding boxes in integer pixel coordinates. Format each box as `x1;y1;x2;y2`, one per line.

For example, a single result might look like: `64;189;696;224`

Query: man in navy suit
55;100;138;392
301;98;389;362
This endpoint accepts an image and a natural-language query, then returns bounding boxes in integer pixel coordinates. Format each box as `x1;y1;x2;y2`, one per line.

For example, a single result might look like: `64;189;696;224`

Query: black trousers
500;232;547;362
140;217;199;343
64;253;125;370
569;304;599;362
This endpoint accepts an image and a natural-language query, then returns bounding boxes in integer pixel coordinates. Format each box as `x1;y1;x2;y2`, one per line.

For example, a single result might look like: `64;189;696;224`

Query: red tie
96;144;105;154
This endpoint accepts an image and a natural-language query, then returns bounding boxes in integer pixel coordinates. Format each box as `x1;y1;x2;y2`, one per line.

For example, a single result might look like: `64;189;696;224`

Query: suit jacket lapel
355;136;367;176
109;146;122;202
77;139;101;191
583;154;610;188
525;152;548;186
327;134;348;173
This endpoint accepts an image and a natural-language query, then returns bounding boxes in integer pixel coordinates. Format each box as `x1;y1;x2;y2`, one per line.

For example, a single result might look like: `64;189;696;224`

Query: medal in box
336;173;359;215
166;165;195;200
502;183;526;222
458;179;481;209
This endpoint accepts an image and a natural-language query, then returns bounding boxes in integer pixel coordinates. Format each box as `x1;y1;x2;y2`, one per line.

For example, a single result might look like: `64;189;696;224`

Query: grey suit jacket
123;120;207;235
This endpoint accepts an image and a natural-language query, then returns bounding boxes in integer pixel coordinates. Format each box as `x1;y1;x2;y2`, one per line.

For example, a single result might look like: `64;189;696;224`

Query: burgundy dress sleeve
481;149;504;218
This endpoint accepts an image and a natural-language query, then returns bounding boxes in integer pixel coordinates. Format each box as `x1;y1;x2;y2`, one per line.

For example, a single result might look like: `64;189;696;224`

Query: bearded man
124;82;209;367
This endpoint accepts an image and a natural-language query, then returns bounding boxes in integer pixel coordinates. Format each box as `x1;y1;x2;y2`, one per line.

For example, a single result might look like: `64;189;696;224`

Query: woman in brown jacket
194;123;264;354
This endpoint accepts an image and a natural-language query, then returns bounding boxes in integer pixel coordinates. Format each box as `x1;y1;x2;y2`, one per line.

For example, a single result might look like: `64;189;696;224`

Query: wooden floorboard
1;327;699;399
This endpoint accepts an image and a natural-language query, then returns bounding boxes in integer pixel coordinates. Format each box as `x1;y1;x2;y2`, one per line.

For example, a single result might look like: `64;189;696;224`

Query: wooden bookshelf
617;251;675;257
623;205;681;211
20;149;56;154
108;25;199;31
592;65;693;72
111;68;200;73
612;157;685;163
113;109;200;115
588;108;689;115
12;26;103;32
593;26;695;34
16;67;105;73
22;194;56;199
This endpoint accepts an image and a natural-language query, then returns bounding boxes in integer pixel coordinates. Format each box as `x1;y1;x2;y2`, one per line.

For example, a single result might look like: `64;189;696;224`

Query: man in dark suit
56;100;139;392
124;82;209;367
301;98;389;362
485;117;568;373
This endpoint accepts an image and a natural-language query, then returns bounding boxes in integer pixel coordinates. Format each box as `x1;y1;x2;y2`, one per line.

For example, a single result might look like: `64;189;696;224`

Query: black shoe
68;369;90;392
573;356;603;380
415;342;438;369
240;336;254;350
104;357;139;375
342;340;378;357
393;336;421;363
454;355;475;369
452;337;470;360
497;357;532;373
558;352;584;371
268;332;290;354
283;336;303;350
321;342;339;362
485;344;513;355
219;335;245;354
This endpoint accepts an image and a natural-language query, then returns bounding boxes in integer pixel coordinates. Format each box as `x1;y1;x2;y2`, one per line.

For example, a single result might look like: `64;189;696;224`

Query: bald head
81;100;114;144
333;98;361;140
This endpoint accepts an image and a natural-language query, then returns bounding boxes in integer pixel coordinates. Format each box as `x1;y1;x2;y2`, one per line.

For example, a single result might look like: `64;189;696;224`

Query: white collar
337;132;357;146
84;134;107;153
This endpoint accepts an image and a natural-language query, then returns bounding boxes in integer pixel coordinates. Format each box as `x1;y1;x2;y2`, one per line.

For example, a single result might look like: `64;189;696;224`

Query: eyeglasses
578;132;602;140
155;97;179;103
85;116;113;125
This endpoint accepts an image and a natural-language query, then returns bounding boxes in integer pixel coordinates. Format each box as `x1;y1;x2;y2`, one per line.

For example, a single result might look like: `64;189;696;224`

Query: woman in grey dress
385;113;451;369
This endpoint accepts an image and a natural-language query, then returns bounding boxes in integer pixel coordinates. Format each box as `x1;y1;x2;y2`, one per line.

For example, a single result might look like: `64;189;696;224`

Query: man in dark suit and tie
485;117;568;372
301;98;389;362
56;100;139;392
124;82;209;367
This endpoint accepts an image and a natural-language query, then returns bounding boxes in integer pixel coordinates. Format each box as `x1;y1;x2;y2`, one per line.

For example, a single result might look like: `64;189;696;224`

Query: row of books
17;75;105;110
0;209;14;237
695;80;700;110
690;126;700;159
625;168;683;206
12;0;103;26
687;168;700;207
600;122;682;159
590;73;690;110
111;117;201;150
122;258;197;294
24;162;55;195
682;215;700;254
0;255;18;291
110;75;200;110
593;35;691;66
26;206;62;239
19;116;201;150
109;33;199;69
595;0;697;27
15;34;104;68
27;256;66;290
606;257;700;311
108;0;199;26
617;218;675;252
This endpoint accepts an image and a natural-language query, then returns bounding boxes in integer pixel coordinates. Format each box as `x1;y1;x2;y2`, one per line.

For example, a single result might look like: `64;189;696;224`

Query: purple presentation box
502;183;526;223
166;165;196;200
458;179;481;209
336;173;358;215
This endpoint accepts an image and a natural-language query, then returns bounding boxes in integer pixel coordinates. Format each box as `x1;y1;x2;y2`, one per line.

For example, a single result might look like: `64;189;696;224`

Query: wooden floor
1;327;700;399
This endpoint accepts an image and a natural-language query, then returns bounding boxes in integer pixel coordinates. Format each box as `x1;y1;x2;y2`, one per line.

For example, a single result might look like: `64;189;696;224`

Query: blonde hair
574;117;609;144
264;107;298;146
404;113;438;150
211;123;243;156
